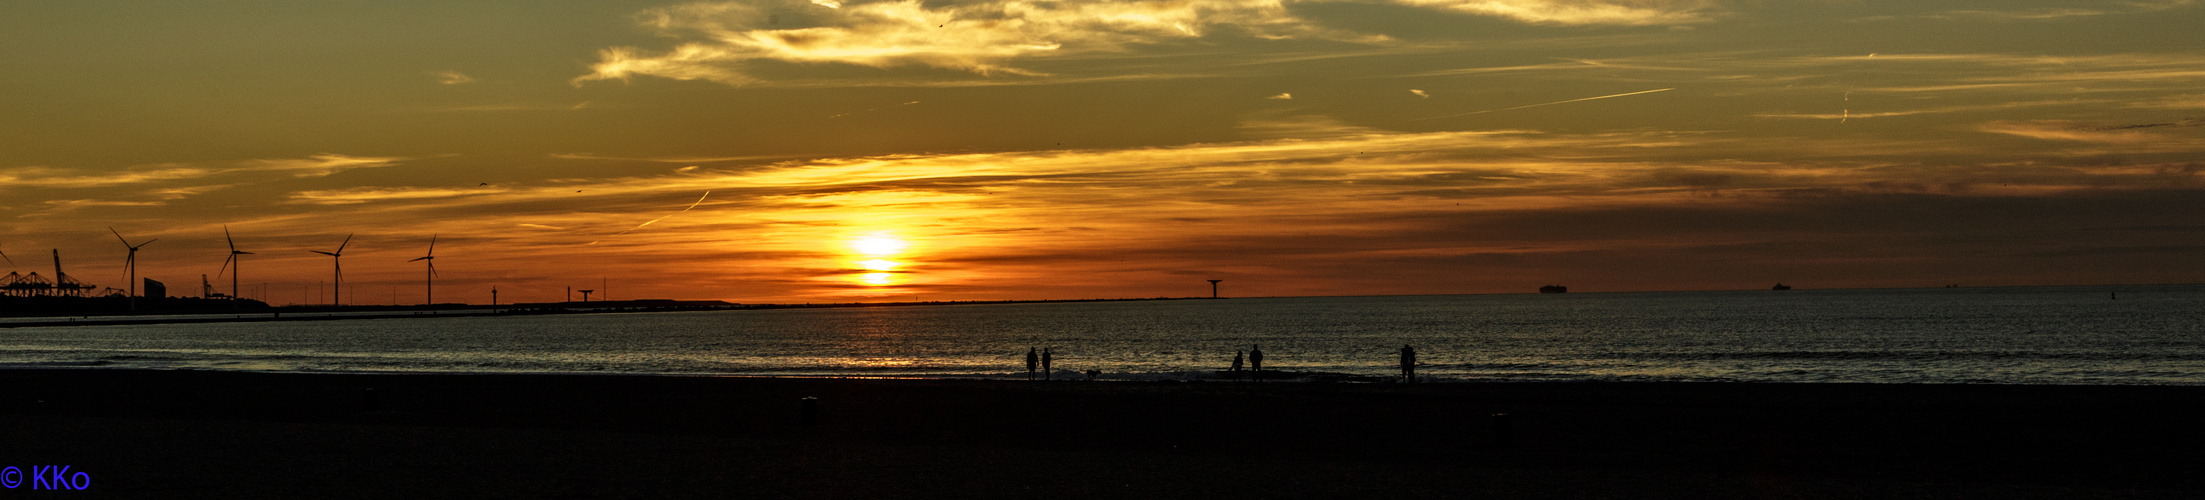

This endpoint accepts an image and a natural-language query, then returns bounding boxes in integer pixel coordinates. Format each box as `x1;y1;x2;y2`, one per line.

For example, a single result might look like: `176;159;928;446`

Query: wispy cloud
0;165;214;189
575;0;1368;85
1754;100;2101;121
286;185;505;205
550;152;820;164
572;0;1720;87
1896;0;2195;21
1409;88;1674;122
243;154;407;178
0;154;402;190
429;70;475;84
1978;119;2204;145
1386;0;1718;25
2128;94;2205;109
416;102;594;113
1237;114;1386;139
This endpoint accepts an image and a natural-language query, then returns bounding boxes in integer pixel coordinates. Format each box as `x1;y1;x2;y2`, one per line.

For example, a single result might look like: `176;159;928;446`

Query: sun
844;233;912;287
852;235;906;256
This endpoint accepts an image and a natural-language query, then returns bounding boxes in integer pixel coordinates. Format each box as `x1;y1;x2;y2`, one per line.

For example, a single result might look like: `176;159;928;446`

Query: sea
2;284;2201;385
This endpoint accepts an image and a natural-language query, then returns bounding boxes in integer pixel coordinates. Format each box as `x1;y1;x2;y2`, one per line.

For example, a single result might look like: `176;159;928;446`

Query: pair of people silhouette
1229;345;1265;380
1025;347;1053;380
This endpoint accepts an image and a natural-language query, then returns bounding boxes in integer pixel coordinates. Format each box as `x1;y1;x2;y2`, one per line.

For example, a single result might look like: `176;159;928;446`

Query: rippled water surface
4;285;2201;384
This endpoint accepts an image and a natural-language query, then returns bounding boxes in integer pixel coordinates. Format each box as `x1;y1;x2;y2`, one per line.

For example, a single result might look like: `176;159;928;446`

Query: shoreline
7;368;2204;498
14;364;2205;386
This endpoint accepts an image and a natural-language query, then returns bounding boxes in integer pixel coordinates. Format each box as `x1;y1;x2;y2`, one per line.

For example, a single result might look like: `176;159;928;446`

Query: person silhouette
1401;345;1417;384
1042;348;1053;381
1249;345;1265;377
1231;351;1244;374
1026;347;1038;381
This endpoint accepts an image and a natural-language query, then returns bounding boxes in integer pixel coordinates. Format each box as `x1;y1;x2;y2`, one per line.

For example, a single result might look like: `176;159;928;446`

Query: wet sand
3;369;2202;498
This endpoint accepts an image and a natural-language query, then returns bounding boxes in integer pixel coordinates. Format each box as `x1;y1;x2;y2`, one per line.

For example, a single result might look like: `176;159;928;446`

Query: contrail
1407;88;1675;122
591;191;711;244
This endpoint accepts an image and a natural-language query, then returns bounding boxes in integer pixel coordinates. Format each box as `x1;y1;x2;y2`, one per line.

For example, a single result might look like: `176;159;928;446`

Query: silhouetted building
143;278;166;302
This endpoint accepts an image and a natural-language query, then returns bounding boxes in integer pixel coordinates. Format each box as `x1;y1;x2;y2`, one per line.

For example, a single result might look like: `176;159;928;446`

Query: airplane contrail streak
591;191;712;244
1407;88;1675;122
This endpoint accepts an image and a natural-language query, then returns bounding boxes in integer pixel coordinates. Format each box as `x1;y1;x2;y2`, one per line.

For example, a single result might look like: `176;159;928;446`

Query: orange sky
4;0;2203;304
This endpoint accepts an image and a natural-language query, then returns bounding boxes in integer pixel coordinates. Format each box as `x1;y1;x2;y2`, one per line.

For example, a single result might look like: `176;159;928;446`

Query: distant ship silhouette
1539;285;1568;293
1771;283;1792;291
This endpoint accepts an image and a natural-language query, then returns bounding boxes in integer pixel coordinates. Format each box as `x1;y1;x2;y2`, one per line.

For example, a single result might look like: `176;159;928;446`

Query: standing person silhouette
1026;347;1038;381
1042;348;1054;381
1249;345;1265;379
1401;345;1417;384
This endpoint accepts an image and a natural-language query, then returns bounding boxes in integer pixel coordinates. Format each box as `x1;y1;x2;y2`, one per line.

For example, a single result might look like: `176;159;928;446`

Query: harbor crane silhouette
308;234;353;306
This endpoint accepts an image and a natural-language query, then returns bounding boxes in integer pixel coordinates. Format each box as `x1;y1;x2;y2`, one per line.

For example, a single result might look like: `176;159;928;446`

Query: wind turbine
309;234;352;306
406;234;437;306
215;226;252;307
110;228;156;311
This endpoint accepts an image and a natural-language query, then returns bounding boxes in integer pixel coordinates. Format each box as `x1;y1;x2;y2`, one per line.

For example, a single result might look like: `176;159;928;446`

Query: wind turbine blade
140;238;157;248
110;227;129;246
1;250;12;266
225;225;237;252
337;234;353;253
311;251;337;256
236;251;254;255
429;262;438;278
407;256;430;263
427;234;437;256
217;255;234;278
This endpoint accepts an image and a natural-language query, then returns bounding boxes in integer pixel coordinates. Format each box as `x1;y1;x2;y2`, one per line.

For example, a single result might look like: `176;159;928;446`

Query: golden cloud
1387;0;1718;25
241;154;408;178
1977;120;2201;145
576;0;1348;85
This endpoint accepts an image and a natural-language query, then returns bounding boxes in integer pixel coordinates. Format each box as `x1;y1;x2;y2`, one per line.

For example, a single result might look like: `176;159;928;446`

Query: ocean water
2;285;2201;384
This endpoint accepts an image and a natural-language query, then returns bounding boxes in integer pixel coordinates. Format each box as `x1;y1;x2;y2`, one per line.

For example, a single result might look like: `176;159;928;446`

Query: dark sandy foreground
1;370;2201;499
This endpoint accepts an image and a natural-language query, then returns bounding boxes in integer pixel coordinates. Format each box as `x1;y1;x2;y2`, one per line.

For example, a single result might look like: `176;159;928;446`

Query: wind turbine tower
217;226;252;307
110;228;157;311
407;234;438;306
308;234;353;306
1208;279;1223;299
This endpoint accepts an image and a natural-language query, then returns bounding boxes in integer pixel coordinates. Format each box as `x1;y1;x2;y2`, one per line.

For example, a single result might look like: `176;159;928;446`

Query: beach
4;370;2202;498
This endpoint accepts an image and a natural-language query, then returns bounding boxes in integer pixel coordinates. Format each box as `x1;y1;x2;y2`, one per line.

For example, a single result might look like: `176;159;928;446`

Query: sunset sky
4;0;2202;304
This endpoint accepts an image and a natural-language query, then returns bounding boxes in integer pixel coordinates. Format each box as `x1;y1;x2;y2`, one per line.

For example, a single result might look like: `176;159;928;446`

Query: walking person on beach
1042;348;1054;381
1249;345;1265;378
1401;345;1417;384
1026;347;1039;381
